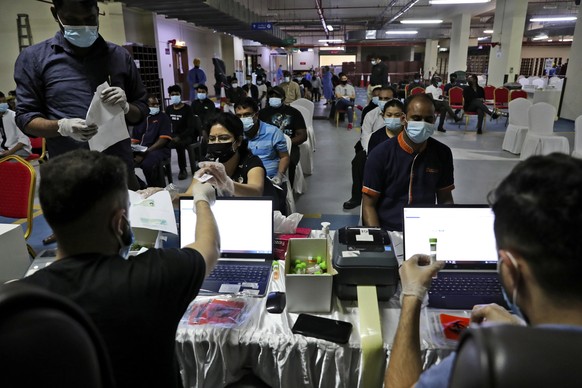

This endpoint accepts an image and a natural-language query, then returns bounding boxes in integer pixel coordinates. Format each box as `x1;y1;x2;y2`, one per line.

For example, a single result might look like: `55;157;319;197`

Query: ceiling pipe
384;0;420;27
314;0;330;38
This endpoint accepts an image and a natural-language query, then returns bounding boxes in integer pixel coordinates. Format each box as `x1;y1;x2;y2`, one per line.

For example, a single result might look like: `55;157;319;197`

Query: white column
561;16;582;120
409;46;415;62
486;0;528;86
447;13;471;74
424;39;439;80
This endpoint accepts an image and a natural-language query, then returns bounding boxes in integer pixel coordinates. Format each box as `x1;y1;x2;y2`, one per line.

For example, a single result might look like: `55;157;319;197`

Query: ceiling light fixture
483;29;494;34
385;30;418;34
530;16;577;22
386;0;420;25
477;36;490;40
430;0;491;4
400;19;443;24
327;25;334;31
318;39;343;43
532;34;549;40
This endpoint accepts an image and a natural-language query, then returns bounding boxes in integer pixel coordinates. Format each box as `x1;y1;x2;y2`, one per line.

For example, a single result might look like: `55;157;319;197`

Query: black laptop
179;197;274;297
403;205;507;309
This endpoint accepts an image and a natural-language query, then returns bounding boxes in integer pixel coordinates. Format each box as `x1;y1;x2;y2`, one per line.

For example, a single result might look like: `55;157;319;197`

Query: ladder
17;14;33;52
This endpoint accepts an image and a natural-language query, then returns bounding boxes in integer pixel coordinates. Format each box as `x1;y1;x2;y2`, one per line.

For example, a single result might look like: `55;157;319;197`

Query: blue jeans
336;99;354;123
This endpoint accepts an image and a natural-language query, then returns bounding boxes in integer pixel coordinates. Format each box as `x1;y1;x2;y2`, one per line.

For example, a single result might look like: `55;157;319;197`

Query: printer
332;227;399;301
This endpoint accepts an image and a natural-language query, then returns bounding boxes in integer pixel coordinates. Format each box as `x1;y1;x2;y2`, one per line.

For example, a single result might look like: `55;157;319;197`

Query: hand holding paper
57;118;98;142
101;86;130;114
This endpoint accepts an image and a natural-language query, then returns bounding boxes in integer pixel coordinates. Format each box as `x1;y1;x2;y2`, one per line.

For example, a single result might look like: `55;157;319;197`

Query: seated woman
367;98;405;154
196;112;285;212
463;74;505;134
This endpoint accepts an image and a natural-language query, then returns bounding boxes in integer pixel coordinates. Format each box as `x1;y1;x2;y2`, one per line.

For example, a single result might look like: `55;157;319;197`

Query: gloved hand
195;161;234;196
399;254;445;302
101;86;130;114
191;181;216;207
57;118;98;142
271;171;285;186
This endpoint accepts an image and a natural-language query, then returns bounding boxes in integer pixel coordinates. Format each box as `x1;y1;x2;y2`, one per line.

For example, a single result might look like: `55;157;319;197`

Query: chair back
27;137;47;162
508;98;532;127
518;77;530;86
532;78;545;88
291;102;313;132
404;84;410;97
0;155;36;239
410;86;425;96
291;98;314;119
528;102;556;136
509;89;528;100
0;282;115;388
484;85;495;100
494;87;509;107
448;87;464;107
574;115;582;155
449;325;582;388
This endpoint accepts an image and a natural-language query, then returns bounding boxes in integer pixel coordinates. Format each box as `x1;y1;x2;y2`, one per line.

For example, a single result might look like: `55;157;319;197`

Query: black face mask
206;142;236;163
340;80;347;85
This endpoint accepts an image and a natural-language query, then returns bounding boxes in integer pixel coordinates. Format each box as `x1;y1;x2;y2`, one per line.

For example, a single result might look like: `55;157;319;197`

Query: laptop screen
403;206;498;269
179;197;274;259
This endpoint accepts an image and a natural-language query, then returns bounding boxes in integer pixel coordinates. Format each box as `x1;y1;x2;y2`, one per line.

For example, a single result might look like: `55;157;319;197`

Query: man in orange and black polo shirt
362;94;454;231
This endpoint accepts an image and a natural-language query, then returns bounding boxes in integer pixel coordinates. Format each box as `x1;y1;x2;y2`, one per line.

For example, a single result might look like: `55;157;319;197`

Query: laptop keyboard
429;275;502;296
207;263;271;284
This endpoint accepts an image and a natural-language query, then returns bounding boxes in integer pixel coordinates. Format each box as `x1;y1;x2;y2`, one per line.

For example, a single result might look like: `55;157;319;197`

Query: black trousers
349;142;367;203
289;144;300;187
465;99;493;130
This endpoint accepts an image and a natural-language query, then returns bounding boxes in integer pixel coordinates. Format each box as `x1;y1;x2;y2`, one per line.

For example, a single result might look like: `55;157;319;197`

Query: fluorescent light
319;46;345;51
560;38;573;42
385;30;418;35
400;19;443;24
483;29;494;34
477;36;490;41
318;39;343;43
530;16;577;22
532;35;549;40
327;25;334;31
430;0;490;4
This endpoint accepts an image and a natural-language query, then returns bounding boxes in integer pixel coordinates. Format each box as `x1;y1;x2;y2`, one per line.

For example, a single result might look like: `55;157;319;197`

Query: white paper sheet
86;81;129;152
128;190;178;235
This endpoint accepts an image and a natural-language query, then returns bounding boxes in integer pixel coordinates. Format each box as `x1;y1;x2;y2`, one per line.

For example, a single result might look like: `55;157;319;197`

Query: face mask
116;215;134;260
170;95;181;105
371;60;377;66
498;252;528;323
437;81;443;87
384;117;402;131
371;96;379;106
377;100;387;111
284;77;290;83
58;16;99;48
197;93;207;100
231;83;238;88
149;107;160;115
257;81;263;85
340;80;347;85
206;142;236;163
246;80;251;85
0;103;8;113
405;120;435;143
414;79;420;83
241;117;255;132
269;97;283;108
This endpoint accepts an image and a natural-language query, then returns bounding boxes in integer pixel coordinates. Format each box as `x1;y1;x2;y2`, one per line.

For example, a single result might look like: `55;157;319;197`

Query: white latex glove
101;86;130;114
271;171;285;186
195;161;234;196
191;181;216;206
399;254;445;301
57;118;98;142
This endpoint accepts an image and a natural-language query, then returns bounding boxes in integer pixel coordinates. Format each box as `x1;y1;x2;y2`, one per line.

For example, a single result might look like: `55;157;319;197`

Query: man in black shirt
167;84;196;179
369;55;389;100
242;75;259;104
191;84;217;130
21;149;220;388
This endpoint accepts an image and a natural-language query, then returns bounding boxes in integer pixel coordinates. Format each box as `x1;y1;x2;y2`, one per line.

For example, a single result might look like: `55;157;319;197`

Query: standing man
259;87;307;187
280;70;301;104
276;65;284;84
362;94;454;231
167;85;196;180
0;91;31;159
256;76;268;108
188;58;207;102
14;0;148;191
21;149;220;388
255;63;266;79
369;55;389;101
335;73;356;130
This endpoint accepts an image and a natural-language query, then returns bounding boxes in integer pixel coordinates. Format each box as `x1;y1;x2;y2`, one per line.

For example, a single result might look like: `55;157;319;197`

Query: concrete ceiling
121;0;579;47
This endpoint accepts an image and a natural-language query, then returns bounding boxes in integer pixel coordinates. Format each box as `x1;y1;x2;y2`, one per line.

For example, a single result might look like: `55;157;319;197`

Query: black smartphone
291;314;353;344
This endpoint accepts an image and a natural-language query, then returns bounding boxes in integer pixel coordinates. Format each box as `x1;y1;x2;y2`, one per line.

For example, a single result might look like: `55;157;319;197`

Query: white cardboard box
285;238;334;313
0;224;31;282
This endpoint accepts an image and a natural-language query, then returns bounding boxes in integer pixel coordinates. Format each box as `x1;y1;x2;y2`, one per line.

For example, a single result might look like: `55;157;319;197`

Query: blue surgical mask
405;120;435;143
437;81;443;87
231;83;239;89
377;100;387;111
269;97;283;108
0;103;8;113
241;117;254;132
498;252;528;323
372;96;380;106
149;107;160;115
197;93;207;100
384;117;402;131
58;16;99;48
284;77;290;83
170;95;181;105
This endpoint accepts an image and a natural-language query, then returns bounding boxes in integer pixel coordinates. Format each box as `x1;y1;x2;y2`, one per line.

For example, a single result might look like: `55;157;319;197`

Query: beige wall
521;45;570;60
123;5;156;46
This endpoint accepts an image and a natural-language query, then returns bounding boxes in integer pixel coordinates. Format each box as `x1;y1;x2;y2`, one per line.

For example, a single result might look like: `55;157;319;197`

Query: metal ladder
17;14;33;52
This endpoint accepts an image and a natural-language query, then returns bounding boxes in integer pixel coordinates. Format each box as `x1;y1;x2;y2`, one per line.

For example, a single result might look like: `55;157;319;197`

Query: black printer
332;227;399;301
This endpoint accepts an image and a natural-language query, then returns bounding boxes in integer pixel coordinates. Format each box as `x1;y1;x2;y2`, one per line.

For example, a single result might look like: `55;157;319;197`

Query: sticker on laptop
219;284;242;293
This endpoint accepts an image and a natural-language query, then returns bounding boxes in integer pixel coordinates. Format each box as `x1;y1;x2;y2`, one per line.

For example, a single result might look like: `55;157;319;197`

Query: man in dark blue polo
362;93;454;231
14;0;148;191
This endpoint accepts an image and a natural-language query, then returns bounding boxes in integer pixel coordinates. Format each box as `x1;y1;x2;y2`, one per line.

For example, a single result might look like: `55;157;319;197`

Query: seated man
334;72;356;130
256;76;268;108
362;94;454;231
131;94;172;188
225;78;247;113
443;73;460;97
280;70;301;104
191;84;217;130
425;75;463;132
0;91;31;158
360;85;381;126
386;153;582;388
242;75;259;104
20;149;220;388
258;86;307;187
407;73;424;96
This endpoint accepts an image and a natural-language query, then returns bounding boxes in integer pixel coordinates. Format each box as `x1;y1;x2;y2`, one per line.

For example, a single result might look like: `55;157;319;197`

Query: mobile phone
291;313;353;344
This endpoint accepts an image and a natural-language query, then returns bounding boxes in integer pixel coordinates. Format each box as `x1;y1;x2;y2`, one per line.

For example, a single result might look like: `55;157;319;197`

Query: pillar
448;13;471;74
561;15;582;120
486;0;528;86
424;39;439;80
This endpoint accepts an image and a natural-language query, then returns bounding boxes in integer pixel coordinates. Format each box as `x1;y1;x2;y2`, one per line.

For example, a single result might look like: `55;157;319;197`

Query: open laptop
403;205;507;310
179;197;274;297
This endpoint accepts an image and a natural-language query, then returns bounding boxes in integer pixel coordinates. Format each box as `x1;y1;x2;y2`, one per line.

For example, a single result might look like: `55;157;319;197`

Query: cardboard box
284;238;334;313
274;227;311;260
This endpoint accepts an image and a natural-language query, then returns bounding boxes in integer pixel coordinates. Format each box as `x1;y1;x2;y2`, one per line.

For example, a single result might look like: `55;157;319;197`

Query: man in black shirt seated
21;149;220;388
191;84;217;130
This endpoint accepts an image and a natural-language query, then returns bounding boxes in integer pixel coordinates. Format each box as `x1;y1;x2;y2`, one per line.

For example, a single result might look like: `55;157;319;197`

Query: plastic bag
274;211;303;234
180;295;261;328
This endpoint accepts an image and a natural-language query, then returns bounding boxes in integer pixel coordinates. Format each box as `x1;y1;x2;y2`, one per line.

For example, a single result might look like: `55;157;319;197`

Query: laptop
179;197;274;297
403;205;507;310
